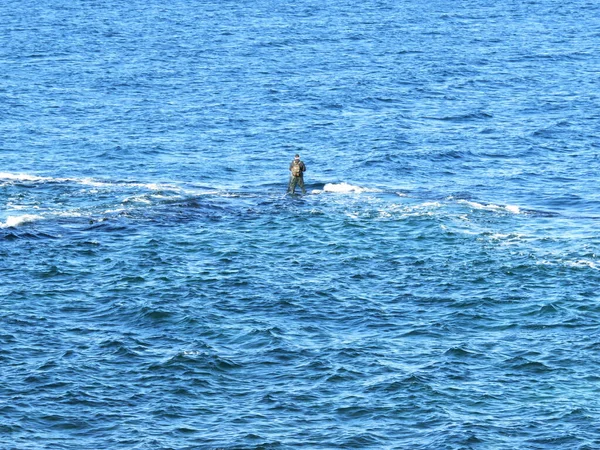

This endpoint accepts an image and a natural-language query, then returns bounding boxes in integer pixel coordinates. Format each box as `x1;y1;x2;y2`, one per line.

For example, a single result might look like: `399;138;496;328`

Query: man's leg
298;177;306;194
288;176;297;194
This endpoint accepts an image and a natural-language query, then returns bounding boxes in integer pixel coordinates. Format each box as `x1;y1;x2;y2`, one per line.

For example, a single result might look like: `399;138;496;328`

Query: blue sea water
2;0;600;448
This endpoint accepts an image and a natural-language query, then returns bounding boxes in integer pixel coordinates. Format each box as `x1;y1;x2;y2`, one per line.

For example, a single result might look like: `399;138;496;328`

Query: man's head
294;154;300;160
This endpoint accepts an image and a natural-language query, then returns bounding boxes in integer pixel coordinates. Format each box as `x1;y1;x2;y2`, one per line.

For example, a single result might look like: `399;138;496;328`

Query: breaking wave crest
1;214;44;228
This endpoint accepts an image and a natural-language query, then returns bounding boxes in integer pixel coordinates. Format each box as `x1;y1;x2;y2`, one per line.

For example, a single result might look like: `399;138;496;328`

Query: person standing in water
288;154;307;195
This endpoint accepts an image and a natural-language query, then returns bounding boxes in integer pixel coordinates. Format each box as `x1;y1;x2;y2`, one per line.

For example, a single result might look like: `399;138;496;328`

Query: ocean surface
2;0;600;448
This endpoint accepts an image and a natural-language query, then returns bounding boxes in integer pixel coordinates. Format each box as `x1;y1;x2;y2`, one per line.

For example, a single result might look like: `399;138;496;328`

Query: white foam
123;195;152;204
420;201;441;208
1;214;43;228
323;182;379;194
79;178;112;187
458;200;521;214
538;259;600;271
6;203;28;210
55;210;85;218
387;201;442;217
459;200;500;211
566;259;599;270
0;172;179;193
0;172;63;183
489;233;511;240
81;179;177;192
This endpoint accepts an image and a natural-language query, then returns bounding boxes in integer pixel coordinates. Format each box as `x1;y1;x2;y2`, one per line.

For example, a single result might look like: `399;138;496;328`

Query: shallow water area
2;0;600;449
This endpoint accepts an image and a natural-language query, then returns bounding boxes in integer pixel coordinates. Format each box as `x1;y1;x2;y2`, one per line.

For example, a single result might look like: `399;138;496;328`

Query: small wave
425;111;493;122
0;214;43;228
434;149;476;160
